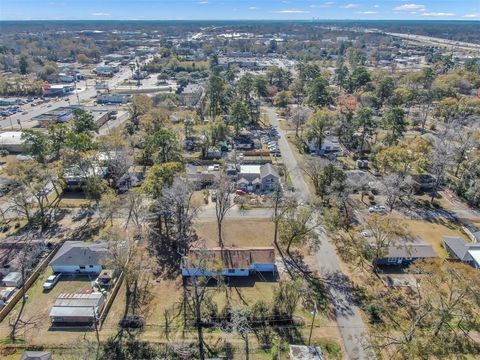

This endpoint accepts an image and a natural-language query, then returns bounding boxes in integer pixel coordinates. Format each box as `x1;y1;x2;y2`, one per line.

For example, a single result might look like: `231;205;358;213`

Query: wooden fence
98;271;124;329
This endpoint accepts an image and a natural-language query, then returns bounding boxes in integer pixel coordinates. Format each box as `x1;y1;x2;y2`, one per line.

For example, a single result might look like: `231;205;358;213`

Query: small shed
49;292;106;325
0;286;16;301
2;271;23;287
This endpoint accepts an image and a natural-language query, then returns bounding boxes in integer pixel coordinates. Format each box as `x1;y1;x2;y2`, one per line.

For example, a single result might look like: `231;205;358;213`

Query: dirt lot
194;218;274;248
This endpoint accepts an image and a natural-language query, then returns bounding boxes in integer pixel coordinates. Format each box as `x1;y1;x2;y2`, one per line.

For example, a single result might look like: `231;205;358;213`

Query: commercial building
0;131;26;153
32;105;82;125
42;83;75;97
97;93;130;104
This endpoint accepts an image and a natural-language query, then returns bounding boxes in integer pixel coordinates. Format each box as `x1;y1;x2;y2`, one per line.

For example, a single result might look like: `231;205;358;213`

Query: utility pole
75;82;81;105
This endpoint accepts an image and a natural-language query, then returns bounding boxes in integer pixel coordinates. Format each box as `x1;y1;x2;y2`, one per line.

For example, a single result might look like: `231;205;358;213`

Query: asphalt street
265;106;374;360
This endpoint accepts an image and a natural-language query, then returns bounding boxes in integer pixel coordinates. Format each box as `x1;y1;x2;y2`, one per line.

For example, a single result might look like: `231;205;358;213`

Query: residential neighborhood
0;6;479;360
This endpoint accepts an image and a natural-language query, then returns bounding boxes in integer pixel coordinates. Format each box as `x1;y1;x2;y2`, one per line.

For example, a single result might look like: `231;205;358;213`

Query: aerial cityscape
0;1;479;360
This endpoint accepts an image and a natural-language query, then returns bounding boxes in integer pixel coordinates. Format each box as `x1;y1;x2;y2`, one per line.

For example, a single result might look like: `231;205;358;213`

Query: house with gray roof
443;236;480;269
376;244;437;266
50;241;108;274
237;163;279;193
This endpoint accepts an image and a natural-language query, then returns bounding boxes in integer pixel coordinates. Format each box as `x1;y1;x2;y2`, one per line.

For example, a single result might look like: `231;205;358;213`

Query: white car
43;274;61;290
368;205;387;214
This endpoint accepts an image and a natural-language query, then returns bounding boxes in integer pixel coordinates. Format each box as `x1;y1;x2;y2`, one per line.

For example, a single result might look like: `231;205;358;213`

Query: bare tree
381;173;415;211
451;127;478;177
98;189;121;226
230;307;252;360
106;227;154;319
279;205;319;261
100;146;133;190
290;106;310;137
147;178;200;274
125;189;149;232
182;253;224;360
7;161;64;230
214;174;235;247
301;157;328;197
429;130;454;202
9;234;41;341
270;188;297;254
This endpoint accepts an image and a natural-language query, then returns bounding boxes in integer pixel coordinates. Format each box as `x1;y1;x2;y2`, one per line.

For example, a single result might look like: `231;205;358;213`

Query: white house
443;236;480;269
306;136;341;155
182;247;276;277
237;163;280;193
50;241;108;274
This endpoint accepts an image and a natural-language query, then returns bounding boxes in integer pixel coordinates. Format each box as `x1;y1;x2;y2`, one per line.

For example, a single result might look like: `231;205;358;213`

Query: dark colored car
119;315;145;329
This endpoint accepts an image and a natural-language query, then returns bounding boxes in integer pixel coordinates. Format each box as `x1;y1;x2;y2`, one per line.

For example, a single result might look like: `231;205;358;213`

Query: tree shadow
69;222;103;242
322;270;362;318
273;323;304;345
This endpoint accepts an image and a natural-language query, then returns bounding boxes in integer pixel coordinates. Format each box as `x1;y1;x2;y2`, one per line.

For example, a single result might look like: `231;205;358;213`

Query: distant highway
384;32;480;53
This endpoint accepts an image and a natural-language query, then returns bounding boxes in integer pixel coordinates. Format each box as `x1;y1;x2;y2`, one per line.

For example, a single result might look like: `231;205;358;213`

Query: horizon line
1;18;479;22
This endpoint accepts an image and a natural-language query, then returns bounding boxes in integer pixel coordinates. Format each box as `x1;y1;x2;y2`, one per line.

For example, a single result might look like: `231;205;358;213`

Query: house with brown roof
182;247;276;277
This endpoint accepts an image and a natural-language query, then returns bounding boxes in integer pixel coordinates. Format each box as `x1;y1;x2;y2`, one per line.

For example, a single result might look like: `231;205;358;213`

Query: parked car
211;191;217;201
368;205;387;214
120;315;145;329
235;189;247;196
43;273;61;291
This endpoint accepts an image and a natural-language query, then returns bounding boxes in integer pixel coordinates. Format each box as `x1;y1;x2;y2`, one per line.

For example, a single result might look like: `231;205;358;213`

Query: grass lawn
0;269;96;344
194;218;274;248
403;219;468;257
58;192;94;208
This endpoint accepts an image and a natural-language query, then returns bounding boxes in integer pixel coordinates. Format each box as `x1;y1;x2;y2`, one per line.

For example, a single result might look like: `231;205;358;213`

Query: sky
0;0;479;21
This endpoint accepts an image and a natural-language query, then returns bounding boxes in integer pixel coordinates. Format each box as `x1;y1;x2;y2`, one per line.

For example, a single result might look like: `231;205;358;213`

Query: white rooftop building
0;131;26;153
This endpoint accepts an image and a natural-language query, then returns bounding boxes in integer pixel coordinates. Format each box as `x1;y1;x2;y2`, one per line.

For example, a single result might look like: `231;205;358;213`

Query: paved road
266;107;373;360
198;206;273;219
385;32;480;53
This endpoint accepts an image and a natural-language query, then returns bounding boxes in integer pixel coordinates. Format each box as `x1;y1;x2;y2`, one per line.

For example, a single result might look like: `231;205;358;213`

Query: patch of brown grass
194;218;274;248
